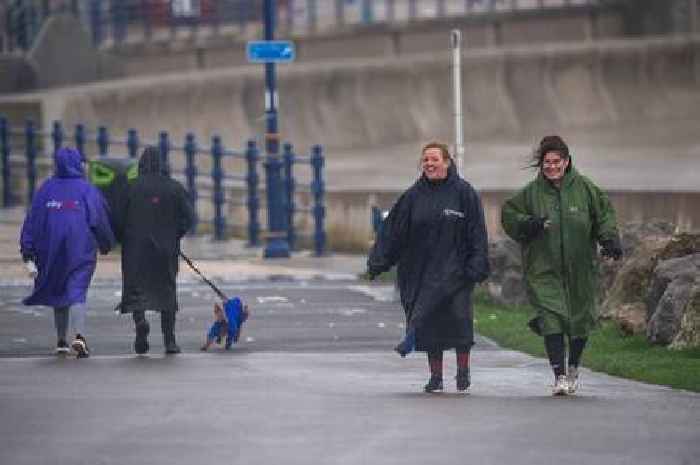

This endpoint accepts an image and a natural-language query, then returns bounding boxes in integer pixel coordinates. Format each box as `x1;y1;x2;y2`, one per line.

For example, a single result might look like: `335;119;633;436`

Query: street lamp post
262;0;290;258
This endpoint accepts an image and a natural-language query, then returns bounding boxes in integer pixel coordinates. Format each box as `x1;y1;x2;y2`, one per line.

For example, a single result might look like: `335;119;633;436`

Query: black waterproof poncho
119;148;194;314
368;164;490;351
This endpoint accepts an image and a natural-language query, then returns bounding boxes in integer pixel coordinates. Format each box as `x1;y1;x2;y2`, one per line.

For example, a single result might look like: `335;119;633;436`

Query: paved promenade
1;207;698;465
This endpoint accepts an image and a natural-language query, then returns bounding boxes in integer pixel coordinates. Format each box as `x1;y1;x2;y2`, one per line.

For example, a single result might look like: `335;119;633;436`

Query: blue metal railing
2;0;606;52
0;116;326;255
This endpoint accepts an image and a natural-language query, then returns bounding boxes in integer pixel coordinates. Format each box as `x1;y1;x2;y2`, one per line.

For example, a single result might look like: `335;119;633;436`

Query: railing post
409;0;417;21
282;142;296;251
361;0;373;24
141;0;152;41
51;121;63;155
307;0;317;33
387;0;396;22
74;124;86;159
1;118;12;207
335;0;344;28
437;0;446;17
184;132;198;233
246;139;260;247
90;0;103;47
211;135;225;240
310;145;325;256
97;125;109;157
127;128;139;159
112;0;127;45
158;131;170;176
25;120;37;204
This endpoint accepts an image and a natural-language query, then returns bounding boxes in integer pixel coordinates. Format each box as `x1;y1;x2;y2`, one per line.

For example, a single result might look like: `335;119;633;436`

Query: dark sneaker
134;320;150;355
71;335;89;359
423;375;444;393
456;368;471;393
164;341;181;354
55;339;70;355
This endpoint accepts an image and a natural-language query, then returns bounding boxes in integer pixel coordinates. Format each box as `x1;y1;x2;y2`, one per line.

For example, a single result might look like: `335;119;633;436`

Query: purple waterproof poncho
20;148;115;307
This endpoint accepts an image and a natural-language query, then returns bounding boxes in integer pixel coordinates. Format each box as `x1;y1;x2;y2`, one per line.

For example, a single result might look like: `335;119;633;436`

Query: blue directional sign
246;40;296;63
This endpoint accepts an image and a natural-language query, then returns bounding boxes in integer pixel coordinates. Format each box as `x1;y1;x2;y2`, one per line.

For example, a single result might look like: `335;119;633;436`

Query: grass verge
473;289;700;393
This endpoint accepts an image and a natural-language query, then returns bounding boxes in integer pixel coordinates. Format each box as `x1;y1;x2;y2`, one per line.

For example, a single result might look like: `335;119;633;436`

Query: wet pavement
1;207;699;465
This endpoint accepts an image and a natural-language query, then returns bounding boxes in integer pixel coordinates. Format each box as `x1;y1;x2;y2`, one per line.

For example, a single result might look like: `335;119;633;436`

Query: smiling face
421;147;450;181
541;150;570;183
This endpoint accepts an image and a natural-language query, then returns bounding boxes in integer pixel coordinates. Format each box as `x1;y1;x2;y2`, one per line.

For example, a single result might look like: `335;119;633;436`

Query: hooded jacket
20;147;115;307
368;164;490;331
119;147;194;313
501;166;619;337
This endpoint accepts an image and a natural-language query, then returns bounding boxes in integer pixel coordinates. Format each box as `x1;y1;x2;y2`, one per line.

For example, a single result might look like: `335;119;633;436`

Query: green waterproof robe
501;167;618;337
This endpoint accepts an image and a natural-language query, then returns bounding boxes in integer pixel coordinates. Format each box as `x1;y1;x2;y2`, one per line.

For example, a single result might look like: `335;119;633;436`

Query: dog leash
179;250;229;301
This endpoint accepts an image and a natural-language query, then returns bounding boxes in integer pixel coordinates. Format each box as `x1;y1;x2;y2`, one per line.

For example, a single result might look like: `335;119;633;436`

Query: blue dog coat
206;297;247;349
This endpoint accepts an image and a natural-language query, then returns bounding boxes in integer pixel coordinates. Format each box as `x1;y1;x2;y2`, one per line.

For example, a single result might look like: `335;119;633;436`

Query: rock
600;240;666;319
646;253;700;346
615;303;648;336
669;285;700;349
486;238;526;305
620;220;676;256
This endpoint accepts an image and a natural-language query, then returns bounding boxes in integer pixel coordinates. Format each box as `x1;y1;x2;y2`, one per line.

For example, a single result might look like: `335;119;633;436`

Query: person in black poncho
118;146;194;355
367;142;490;393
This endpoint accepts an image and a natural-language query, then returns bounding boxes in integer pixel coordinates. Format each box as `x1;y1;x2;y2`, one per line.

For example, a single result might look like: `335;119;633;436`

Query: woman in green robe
501;135;622;395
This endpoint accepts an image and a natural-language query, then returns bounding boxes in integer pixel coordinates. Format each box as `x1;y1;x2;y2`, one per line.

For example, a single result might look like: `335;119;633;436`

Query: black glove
521;216;548;241
600;237;623;261
21;251;35;263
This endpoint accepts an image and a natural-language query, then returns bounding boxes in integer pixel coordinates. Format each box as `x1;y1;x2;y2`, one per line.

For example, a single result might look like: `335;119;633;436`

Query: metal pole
451;29;464;177
263;0;290;258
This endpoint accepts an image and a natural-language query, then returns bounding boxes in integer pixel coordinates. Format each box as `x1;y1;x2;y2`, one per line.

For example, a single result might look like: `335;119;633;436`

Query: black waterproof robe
119;149;194;314
368;164;490;351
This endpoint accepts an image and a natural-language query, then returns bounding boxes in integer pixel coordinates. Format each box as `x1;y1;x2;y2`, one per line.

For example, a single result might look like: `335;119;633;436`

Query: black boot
133;311;150;355
161;311;180;354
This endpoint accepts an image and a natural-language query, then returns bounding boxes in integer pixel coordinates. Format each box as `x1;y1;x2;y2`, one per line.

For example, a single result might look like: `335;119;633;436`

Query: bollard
1;118;11;207
282;142;296;251
25;120;37;204
245;139;260;247
184;133;198;232
310;145;326;256
97;126;109;157
158;131;170;176
74;124;86;159
127;129;139;159
211;135;225;241
51;121;63;155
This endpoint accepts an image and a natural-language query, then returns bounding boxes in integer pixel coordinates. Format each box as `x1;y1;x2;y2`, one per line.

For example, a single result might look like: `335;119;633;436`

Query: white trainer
552;375;569;396
567;367;580;395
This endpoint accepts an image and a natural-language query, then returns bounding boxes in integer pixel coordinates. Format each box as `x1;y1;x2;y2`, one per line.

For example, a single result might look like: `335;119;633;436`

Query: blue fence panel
0;118;325;254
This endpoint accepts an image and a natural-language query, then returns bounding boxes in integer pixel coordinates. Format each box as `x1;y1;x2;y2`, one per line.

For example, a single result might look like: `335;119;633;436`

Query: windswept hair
529;135;572;171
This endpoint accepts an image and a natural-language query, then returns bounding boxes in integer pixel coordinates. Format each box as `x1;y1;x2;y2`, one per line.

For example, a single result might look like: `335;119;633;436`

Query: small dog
200;297;249;351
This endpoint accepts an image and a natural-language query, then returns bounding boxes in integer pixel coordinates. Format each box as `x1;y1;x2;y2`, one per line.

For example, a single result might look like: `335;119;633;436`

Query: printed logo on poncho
150;196;160;204
46;200;80;210
443;209;465;219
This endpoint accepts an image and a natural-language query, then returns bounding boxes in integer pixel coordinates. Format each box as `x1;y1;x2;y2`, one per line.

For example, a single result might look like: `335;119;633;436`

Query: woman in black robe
119;146;194;354
367;142;490;393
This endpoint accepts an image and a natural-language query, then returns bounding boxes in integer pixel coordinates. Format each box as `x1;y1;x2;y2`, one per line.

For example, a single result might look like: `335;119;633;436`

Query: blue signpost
256;0;292;258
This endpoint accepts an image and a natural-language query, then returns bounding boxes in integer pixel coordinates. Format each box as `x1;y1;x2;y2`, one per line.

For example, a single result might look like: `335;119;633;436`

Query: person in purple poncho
20;147;115;358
